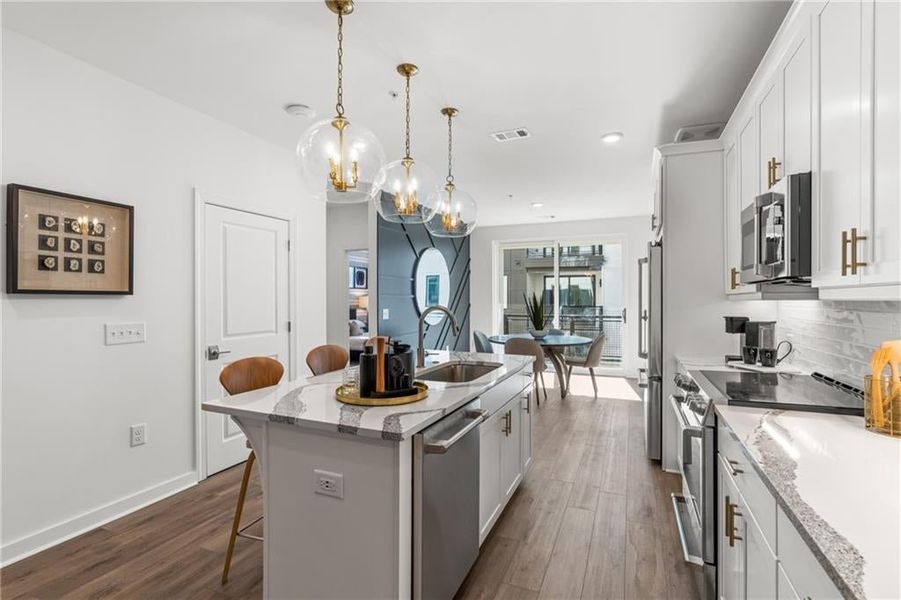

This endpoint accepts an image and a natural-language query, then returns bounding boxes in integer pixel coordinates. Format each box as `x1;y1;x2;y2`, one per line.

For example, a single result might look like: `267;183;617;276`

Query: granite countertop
202;351;532;442
682;357;901;600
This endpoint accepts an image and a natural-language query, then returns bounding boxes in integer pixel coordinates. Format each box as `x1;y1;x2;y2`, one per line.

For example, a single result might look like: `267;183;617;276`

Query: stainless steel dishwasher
413;398;485;600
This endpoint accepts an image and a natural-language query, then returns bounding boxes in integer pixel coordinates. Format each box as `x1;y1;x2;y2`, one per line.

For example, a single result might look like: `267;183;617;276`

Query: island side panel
264;421;411;599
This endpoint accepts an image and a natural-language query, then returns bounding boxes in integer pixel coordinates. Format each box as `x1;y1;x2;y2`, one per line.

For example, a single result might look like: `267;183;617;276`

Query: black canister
359;345;376;397
387;341;414;392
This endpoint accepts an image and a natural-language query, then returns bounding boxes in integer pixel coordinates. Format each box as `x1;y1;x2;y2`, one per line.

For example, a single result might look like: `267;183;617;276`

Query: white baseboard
1;471;198;567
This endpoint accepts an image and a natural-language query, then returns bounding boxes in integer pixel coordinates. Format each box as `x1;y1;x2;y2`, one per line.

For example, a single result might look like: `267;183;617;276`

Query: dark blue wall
377;215;470;353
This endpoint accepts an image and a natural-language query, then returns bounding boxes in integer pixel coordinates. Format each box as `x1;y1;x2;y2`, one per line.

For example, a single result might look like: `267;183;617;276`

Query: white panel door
204;204;290;475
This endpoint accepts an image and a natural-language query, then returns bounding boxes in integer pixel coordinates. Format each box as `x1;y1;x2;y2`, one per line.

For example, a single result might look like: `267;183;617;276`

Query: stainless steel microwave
740;172;812;284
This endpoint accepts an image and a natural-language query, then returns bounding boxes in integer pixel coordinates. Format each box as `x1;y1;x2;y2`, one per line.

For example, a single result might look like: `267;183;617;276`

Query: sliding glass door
497;238;624;370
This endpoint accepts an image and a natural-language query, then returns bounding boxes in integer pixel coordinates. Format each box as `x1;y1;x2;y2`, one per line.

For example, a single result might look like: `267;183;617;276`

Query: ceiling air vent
674;122;724;143
491;128;531;142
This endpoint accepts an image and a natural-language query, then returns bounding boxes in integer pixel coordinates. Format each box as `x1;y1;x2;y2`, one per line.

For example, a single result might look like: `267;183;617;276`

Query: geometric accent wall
377;215;471;353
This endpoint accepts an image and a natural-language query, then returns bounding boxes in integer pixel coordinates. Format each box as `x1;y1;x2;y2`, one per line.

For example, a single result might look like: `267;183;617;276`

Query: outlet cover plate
130;423;146;447
313;469;344;499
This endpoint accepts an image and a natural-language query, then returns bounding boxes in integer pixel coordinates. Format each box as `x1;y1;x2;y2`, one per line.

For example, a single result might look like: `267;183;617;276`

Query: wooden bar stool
220;357;284;585
305;344;349;375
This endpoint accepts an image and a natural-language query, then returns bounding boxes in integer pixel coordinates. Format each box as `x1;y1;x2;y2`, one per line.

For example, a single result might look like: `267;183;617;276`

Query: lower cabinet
718;454;777;600
718;423;842;600
478;388;532;545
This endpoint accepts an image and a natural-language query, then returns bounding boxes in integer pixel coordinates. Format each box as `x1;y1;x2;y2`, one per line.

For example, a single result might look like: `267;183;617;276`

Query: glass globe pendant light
374;64;438;223
296;1;385;204
425;107;478;237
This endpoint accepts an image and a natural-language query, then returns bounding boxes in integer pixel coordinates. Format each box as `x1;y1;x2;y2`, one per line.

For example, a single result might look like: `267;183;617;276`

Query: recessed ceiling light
531;202;544;208
284;103;315;118
601;131;624;144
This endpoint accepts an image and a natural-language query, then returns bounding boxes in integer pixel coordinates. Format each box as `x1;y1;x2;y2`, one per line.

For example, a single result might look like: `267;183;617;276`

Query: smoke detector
674;123;724;143
284;103;316;118
491;128;531;143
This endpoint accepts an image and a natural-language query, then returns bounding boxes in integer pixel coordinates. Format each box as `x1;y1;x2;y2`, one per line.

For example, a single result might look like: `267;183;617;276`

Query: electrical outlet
313;469;344;499
130;423;146;447
106;323;146;346
382;308;390;320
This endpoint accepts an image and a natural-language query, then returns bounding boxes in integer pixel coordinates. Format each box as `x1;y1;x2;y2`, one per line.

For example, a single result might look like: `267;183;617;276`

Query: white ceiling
2;1;790;227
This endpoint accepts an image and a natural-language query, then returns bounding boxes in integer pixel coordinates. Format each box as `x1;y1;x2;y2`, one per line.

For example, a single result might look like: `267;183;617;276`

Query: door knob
207;345;231;360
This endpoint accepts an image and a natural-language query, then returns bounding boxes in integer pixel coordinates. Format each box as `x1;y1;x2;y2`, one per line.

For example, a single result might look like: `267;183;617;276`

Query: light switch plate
105;322;146;345
382;308;390;320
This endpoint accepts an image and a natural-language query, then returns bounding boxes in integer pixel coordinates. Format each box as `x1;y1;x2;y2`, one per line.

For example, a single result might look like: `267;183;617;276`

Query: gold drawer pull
841;230;851;276
729;267;740;290
727;459;744;475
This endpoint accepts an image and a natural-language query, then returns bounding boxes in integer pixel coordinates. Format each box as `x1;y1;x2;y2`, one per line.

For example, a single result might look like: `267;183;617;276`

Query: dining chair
305;344;350;375
564;334;605;399
473;330;493;353
505;338;548;406
220;357;285;585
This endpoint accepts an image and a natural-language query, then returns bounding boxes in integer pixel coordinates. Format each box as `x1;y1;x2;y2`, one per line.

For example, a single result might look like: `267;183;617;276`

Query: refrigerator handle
638;257;648;359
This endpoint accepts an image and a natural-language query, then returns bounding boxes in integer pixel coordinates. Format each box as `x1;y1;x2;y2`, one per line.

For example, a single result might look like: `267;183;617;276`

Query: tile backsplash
776;301;901;386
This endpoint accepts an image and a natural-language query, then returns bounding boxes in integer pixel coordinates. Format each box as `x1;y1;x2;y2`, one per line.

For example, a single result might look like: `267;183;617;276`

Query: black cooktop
698;370;865;416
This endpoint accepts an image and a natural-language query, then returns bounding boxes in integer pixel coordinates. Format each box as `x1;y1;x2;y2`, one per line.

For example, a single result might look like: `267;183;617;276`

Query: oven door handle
669;395;703;463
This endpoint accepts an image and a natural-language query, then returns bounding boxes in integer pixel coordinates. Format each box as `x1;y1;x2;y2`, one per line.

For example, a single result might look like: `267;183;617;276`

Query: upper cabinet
720;0;900;300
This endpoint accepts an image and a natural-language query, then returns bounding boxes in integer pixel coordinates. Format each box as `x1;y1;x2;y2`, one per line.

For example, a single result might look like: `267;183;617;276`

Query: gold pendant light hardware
325;0;354;16
392;157;420;216
396;63;419;77
440;107;459;118
850;227;868;274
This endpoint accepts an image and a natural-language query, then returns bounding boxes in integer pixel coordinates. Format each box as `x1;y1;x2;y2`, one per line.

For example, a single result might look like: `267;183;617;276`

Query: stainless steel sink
416;361;503;384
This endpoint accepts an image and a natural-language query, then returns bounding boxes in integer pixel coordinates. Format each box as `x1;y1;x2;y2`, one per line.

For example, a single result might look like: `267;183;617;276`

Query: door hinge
287;240;291;251
287;321;292;332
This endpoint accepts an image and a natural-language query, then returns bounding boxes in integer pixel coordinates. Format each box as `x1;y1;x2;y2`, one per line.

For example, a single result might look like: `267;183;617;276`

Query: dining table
487;333;592;399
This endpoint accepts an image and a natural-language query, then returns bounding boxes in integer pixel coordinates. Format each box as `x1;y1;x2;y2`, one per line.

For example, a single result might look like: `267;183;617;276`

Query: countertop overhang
202;351;532;441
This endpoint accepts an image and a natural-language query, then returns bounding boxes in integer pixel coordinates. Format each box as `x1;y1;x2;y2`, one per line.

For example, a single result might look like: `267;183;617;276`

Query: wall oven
669;373;716;599
740;172;812;284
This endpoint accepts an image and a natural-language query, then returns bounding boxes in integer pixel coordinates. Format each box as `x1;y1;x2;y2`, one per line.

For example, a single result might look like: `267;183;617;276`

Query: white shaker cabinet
812;0;865;289
478;409;503;542
861;0;900;289
520;390;533;473
757;77;783;193
499;399;522;502
781;22;812;177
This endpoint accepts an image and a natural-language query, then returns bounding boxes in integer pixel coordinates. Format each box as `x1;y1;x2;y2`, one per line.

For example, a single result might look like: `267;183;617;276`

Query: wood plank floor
1;375;699;600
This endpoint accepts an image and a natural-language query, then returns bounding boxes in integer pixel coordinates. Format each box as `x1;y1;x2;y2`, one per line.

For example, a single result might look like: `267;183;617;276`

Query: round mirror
414;248;450;324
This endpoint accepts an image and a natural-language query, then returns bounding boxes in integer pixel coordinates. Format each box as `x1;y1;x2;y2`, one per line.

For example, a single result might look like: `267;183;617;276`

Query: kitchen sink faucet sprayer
417;305;459;368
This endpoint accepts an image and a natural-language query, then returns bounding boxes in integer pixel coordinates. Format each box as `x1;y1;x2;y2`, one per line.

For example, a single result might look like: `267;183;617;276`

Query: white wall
470;215;653;377
0;31;326;563
326;203;369;348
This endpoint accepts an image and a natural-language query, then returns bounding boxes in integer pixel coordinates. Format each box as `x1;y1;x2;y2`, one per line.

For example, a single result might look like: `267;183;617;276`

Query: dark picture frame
352;266;368;289
6;184;134;294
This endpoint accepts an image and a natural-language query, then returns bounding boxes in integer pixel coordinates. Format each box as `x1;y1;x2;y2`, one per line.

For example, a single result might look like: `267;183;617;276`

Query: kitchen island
203;351;533;599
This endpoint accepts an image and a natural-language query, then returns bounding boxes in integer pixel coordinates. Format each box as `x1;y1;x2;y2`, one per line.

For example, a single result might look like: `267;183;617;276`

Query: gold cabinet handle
766;157;783;188
732;506;744;543
727;458;744;475
729;267;740;290
850;227;868;274
725;496;743;546
841;230;851;276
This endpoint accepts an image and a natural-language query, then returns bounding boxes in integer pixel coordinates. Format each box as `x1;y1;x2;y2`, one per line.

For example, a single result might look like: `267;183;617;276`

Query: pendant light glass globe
295;0;385;205
297;117;385;204
425;184;478;237
375;63;437;223
375;157;439;223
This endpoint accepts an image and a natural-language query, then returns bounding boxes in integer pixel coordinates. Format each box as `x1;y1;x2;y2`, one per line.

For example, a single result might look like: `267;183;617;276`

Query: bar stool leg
222;451;255;584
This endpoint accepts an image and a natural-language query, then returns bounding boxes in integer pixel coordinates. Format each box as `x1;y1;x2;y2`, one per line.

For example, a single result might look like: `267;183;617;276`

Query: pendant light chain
446;112;454;185
404;73;412;159
335;9;345;117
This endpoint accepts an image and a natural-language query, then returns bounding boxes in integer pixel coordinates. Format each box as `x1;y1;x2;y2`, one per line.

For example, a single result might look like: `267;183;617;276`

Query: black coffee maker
724;316;749;363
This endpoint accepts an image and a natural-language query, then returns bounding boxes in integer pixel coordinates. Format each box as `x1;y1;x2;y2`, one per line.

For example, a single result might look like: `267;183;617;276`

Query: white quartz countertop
202;351;531;442
682;358;901;600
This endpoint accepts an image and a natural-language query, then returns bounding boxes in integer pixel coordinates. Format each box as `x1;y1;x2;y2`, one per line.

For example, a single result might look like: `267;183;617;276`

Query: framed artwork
352;266;368;289
6;184;134;294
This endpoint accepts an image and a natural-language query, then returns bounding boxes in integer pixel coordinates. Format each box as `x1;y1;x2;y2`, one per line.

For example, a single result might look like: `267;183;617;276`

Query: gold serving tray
335;381;429;406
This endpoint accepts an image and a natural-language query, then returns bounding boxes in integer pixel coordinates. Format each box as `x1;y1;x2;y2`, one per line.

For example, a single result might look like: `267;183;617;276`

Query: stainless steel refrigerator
637;241;662;460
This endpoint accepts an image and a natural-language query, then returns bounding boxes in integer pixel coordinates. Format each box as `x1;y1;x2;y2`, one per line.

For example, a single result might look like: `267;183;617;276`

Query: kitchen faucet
417;305;460;368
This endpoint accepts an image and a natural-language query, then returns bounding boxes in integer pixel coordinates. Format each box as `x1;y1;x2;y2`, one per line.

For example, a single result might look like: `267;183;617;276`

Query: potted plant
523;292;548;339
